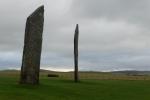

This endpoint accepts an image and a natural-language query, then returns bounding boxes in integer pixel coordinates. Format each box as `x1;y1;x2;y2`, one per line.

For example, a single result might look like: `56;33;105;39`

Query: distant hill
111;70;150;76
0;69;19;73
0;69;150;76
0;69;55;73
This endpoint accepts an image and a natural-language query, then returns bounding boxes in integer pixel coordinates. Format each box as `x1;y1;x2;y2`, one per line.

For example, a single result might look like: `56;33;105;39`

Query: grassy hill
1;69;150;80
0;70;150;100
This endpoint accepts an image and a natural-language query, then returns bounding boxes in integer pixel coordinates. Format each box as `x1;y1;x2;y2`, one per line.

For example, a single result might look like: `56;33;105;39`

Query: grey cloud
0;0;150;71
71;0;150;26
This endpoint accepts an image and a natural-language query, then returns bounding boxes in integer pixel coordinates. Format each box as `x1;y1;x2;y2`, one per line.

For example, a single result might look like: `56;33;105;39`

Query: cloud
0;0;150;71
71;0;150;26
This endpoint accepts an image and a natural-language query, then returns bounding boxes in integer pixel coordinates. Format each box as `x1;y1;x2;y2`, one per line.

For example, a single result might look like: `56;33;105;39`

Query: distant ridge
0;69;56;73
0;69;150;76
111;70;150;76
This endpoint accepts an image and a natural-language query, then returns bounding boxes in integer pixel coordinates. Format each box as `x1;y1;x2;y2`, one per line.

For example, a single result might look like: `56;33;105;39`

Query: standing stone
74;24;79;82
20;5;44;84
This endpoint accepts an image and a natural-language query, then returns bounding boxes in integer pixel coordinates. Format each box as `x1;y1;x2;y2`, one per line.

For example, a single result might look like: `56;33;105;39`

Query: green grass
0;75;150;100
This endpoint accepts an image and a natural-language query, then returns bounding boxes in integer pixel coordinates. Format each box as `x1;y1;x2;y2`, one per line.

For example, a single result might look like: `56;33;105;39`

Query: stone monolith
74;24;79;82
20;5;44;84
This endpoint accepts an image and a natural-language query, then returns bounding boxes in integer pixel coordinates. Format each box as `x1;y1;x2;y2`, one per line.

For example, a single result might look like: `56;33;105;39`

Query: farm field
0;70;150;100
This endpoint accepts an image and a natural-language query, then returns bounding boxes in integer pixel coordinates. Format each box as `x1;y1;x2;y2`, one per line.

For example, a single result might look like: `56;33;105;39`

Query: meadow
0;70;150;100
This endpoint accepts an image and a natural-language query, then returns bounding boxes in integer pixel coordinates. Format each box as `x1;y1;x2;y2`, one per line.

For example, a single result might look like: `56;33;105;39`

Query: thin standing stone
74;24;79;82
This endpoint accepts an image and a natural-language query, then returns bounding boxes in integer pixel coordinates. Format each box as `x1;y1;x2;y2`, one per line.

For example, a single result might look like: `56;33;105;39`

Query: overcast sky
0;0;150;71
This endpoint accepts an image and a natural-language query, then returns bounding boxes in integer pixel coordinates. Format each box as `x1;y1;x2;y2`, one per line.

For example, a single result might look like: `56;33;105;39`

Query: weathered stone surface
74;24;79;82
20;5;44;84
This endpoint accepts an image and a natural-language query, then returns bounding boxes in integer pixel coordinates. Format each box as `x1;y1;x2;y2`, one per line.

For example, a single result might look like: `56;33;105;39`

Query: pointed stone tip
38;5;44;10
76;24;78;27
28;5;44;18
75;24;79;34
76;24;79;29
75;24;79;30
35;5;44;13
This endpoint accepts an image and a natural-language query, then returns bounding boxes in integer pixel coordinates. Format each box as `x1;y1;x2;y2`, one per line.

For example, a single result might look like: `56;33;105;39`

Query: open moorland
0;70;150;100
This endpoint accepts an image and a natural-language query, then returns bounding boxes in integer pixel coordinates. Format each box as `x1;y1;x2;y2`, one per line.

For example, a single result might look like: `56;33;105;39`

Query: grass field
0;70;150;100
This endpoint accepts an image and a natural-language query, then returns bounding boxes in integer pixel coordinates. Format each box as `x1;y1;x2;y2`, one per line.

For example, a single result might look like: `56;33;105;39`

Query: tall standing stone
20;5;44;84
74;24;79;82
